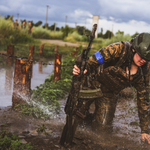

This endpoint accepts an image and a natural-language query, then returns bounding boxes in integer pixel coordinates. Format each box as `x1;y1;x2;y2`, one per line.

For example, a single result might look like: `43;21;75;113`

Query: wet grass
0;129;35;150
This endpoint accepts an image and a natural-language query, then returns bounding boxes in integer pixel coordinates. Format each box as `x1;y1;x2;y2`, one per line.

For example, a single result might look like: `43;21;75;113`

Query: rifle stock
60;24;97;147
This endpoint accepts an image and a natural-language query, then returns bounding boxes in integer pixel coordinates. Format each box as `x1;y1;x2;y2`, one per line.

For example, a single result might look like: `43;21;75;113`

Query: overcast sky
0;0;150;35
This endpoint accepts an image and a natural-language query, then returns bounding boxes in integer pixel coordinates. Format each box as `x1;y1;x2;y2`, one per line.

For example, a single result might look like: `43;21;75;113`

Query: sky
0;0;150;35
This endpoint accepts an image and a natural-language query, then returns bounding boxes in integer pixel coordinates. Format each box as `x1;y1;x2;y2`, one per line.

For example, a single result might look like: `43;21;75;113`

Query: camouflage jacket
87;41;149;134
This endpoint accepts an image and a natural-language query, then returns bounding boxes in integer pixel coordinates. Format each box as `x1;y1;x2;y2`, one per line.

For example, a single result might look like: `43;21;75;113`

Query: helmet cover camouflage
131;32;150;61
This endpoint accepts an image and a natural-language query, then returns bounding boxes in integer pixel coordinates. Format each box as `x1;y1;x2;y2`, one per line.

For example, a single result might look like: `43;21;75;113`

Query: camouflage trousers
82;87;118;131
87;86;118;130
94;89;117;128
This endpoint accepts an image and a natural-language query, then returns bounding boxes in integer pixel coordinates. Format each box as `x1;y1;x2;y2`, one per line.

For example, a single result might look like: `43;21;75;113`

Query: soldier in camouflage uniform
13;19;19;29
73;33;150;143
28;22;33;35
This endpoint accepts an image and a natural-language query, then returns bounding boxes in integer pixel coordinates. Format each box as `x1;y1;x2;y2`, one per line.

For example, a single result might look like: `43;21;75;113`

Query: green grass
0;129;35;150
0;17;35;45
32;26;63;40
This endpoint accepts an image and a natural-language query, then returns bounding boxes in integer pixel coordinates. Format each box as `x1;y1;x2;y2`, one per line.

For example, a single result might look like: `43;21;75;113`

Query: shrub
0;17;34;45
32;26;63;39
64;31;89;42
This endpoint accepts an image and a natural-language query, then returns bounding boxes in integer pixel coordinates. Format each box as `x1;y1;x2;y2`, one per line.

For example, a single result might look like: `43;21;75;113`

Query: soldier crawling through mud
73;33;150;144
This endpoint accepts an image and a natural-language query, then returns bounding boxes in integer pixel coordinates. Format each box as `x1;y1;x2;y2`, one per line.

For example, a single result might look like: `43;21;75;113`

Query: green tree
4;15;13;21
61;25;74;38
76;26;84;35
34;21;42;27
131;32;139;38
48;23;60;31
116;30;124;35
103;30;113;39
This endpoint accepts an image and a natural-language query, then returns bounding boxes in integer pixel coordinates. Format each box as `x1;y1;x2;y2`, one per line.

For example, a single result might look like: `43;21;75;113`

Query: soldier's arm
86;42;126;73
133;68;149;134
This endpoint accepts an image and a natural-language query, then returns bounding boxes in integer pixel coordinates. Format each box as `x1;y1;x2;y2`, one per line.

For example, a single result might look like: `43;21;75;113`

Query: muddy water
0;61;54;108
67;96;150;149
55;95;146;146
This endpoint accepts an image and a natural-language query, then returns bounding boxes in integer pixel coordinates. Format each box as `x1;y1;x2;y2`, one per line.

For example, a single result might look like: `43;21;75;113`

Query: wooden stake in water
7;45;14;57
54;45;58;54
28;45;34;79
39;44;44;56
7;45;14;66
54;54;62;81
12;58;32;108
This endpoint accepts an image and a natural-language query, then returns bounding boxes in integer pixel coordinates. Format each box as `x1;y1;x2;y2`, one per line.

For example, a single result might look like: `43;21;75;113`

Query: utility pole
84;19;86;35
45;5;49;28
17;13;19;21
54;23;57;31
112;24;114;42
75;22;77;31
65;16;67;26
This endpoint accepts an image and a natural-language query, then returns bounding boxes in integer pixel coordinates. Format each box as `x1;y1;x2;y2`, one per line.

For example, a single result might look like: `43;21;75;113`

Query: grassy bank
0;17;36;45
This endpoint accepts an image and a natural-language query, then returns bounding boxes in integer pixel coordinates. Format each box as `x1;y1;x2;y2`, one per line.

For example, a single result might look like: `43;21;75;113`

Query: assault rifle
59;24;97;147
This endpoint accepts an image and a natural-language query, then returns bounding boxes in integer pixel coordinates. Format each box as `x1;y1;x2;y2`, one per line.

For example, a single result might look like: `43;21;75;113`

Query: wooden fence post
7;45;14;57
12;58;32;108
71;51;77;57
28;45;34;60
54;45;58;54
71;47;79;58
76;47;79;52
28;45;34;79
7;45;14;66
54;54;62;81
39;44;44;56
39;61;43;73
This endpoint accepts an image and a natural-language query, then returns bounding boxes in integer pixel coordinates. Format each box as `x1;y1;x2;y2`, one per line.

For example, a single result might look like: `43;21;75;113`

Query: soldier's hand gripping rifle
59;24;97;147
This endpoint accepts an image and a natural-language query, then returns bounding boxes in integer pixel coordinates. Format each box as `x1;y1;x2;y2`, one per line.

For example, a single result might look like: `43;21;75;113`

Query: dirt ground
0;88;150;150
40;39;86;47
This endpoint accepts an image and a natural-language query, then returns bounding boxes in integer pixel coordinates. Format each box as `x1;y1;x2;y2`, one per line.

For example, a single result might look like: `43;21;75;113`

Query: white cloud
0;0;150;36
97;18;150;35
97;0;150;22
0;5;10;12
70;9;93;21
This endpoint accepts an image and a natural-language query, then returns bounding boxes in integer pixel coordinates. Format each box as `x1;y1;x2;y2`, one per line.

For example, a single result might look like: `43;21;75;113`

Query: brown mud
0;88;150;150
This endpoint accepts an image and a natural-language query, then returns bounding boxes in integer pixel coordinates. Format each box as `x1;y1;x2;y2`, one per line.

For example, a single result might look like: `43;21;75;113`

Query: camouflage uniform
28;25;33;35
86;41;149;134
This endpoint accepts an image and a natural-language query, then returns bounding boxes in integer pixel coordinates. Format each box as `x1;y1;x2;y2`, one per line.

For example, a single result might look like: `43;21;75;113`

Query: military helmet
131;32;150;61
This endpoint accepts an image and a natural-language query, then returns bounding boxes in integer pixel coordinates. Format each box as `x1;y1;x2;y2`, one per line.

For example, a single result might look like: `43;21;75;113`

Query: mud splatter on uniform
86;41;149;134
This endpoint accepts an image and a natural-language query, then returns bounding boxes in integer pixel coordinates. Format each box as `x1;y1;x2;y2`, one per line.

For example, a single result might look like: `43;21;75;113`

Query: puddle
31;61;54;89
113;98;141;143
0;60;54;108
